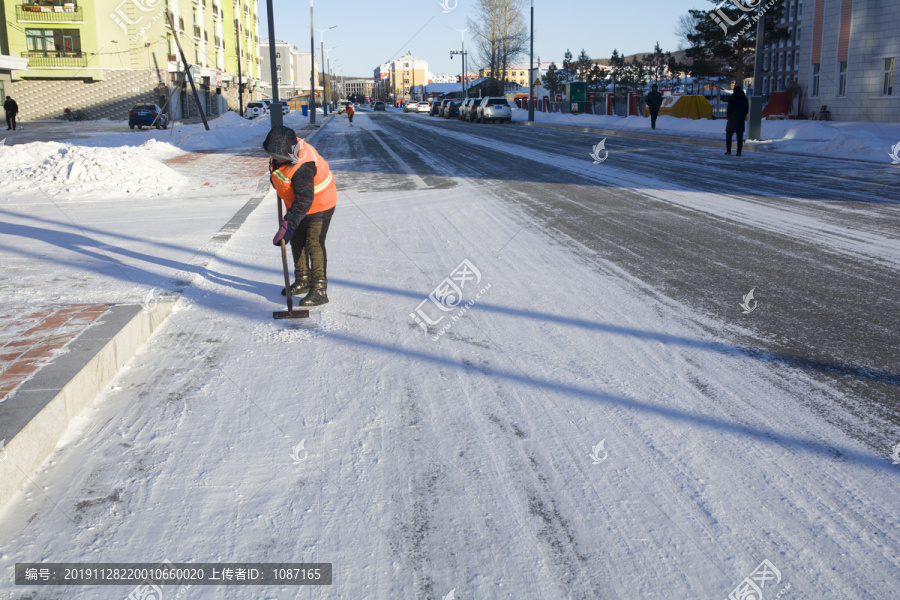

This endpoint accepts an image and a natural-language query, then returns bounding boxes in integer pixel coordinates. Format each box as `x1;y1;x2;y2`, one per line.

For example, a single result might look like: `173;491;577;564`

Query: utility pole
165;10;209;130
263;0;283;127
316;26;336;115
309;0;316;124
528;0;534;121
235;16;243;116
449;28;468;99
748;6;765;140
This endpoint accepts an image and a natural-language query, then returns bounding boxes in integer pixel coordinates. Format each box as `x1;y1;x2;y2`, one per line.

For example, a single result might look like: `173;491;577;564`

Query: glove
273;220;294;246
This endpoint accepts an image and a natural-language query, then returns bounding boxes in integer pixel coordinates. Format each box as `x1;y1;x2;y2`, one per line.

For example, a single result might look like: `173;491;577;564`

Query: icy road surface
1;111;899;599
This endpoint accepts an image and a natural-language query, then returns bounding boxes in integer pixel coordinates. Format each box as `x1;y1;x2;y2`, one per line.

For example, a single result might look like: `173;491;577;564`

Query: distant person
346;103;354;126
4;96;18;130
646;84;663;130
725;84;749;156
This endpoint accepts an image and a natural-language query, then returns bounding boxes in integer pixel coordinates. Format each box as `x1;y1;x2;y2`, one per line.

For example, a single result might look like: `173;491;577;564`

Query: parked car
457;98;473;120
245;102;268;119
404;101;419;113
434;99;449;116
277;102;290;115
445;100;461;118
477;97;512;123
416;102;431;113
129;103;168;129
466;98;486;122
374;101;386;111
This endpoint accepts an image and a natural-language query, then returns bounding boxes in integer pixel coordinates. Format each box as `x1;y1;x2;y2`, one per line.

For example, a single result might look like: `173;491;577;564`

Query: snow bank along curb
0;302;175;510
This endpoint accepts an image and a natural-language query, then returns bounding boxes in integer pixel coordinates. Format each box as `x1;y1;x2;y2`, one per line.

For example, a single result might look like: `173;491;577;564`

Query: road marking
368;130;429;190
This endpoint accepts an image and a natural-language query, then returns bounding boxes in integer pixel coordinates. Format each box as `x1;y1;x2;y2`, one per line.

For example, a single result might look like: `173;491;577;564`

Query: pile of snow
66;110;320;153
512;108;900;163
0;138;190;197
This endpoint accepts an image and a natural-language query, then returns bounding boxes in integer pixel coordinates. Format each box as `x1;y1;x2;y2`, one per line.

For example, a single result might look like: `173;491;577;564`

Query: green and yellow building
0;0;261;120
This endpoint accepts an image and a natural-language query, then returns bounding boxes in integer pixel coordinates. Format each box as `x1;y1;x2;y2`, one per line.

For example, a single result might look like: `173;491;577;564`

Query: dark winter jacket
646;91;663;113
3;99;18;115
726;89;749;133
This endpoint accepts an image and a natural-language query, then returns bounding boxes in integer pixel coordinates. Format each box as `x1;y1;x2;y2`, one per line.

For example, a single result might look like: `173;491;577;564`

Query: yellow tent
645;95;713;120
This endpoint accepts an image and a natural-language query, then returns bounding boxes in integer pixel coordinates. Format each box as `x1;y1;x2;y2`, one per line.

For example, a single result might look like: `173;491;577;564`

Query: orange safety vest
269;138;336;215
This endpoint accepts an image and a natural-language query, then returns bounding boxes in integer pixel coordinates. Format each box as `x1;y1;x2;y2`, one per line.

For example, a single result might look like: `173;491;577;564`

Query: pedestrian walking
4;96;18;130
265;125;337;307
346;103;354;126
725;85;749;156
646;84;663;130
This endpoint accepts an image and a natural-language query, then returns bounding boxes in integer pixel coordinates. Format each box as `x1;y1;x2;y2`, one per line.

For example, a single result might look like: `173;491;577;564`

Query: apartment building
798;0;900;121
373;53;428;101
258;39;317;98
479;61;553;87
0;0;261;120
761;0;802;96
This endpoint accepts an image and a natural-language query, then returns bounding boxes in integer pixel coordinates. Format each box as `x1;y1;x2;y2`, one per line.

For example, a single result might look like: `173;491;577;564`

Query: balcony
16;3;83;22
21;51;87;68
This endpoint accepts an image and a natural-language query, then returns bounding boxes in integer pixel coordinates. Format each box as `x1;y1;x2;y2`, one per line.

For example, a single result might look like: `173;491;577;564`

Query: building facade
258;39;316;98
798;0;900;121
372;53;428;101
0;0;261;120
761;0;802;96
342;77;372;100
480;61;553;88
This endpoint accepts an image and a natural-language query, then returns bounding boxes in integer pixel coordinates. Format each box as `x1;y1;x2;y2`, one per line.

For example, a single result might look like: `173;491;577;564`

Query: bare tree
468;0;528;92
674;13;699;50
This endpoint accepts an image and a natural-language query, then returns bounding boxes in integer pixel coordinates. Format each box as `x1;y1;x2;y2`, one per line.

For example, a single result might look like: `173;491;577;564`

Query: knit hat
263;125;311;164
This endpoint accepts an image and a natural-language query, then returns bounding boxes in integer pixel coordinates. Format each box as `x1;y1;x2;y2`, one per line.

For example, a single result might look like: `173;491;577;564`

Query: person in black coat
4;96;18;131
725;85;749;155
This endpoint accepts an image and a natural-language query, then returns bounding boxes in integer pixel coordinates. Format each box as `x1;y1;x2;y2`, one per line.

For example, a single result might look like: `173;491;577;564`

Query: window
884;58;895;95
788;52;793;70
779;52;785;71
764;55;770;71
796;27;800;44
276;52;281;59
778;76;785;91
276;64;281;72
791;1;797;19
798;0;802;17
763;77;769;95
811;62;820;96
837;61;847;96
26;28;82;56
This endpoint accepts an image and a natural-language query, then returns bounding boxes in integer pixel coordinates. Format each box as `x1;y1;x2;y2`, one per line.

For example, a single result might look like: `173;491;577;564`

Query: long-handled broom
273;198;309;320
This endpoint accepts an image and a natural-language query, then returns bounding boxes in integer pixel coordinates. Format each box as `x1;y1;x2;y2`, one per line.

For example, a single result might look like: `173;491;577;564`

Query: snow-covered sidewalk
0;112;898;599
512;107;900;164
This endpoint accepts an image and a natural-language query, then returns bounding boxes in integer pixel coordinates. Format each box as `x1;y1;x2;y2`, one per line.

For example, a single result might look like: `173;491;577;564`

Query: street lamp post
264;0;282;128
309;0;316;124
528;0;534;121
449;27;468;99
316;26;337;115
748;5;766;140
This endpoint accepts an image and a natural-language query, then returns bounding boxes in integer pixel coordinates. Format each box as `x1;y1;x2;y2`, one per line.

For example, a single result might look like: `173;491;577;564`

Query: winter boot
298;278;329;307
282;274;310;296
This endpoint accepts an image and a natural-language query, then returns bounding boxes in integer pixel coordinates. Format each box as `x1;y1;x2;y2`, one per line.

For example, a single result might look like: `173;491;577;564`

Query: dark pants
290;206;335;280
6;112;16;130
650;110;658;129
348;113;353;124
726;131;743;154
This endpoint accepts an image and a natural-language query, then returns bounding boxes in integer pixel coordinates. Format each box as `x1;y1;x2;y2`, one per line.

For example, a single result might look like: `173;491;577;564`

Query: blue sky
257;0;707;79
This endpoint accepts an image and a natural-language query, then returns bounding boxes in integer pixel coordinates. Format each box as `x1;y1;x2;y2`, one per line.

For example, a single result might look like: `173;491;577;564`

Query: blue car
129;103;168;129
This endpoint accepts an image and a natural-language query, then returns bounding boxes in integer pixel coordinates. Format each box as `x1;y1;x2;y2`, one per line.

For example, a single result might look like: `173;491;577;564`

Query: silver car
404;101;419;113
465;97;486;122
477;97;512;123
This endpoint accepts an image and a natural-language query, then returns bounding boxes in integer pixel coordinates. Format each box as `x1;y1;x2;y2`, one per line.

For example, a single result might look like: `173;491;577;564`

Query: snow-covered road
1;112;898;599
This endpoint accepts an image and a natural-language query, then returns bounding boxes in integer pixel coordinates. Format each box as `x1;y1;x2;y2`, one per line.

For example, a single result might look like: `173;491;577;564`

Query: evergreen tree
586;65;608;93
544;62;562;95
576;49;592;81
609;49;626;96
684;0;789;86
562;49;575;83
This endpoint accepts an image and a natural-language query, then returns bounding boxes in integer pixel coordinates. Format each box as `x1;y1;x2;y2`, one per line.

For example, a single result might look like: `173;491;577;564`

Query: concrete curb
0;301;175;509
